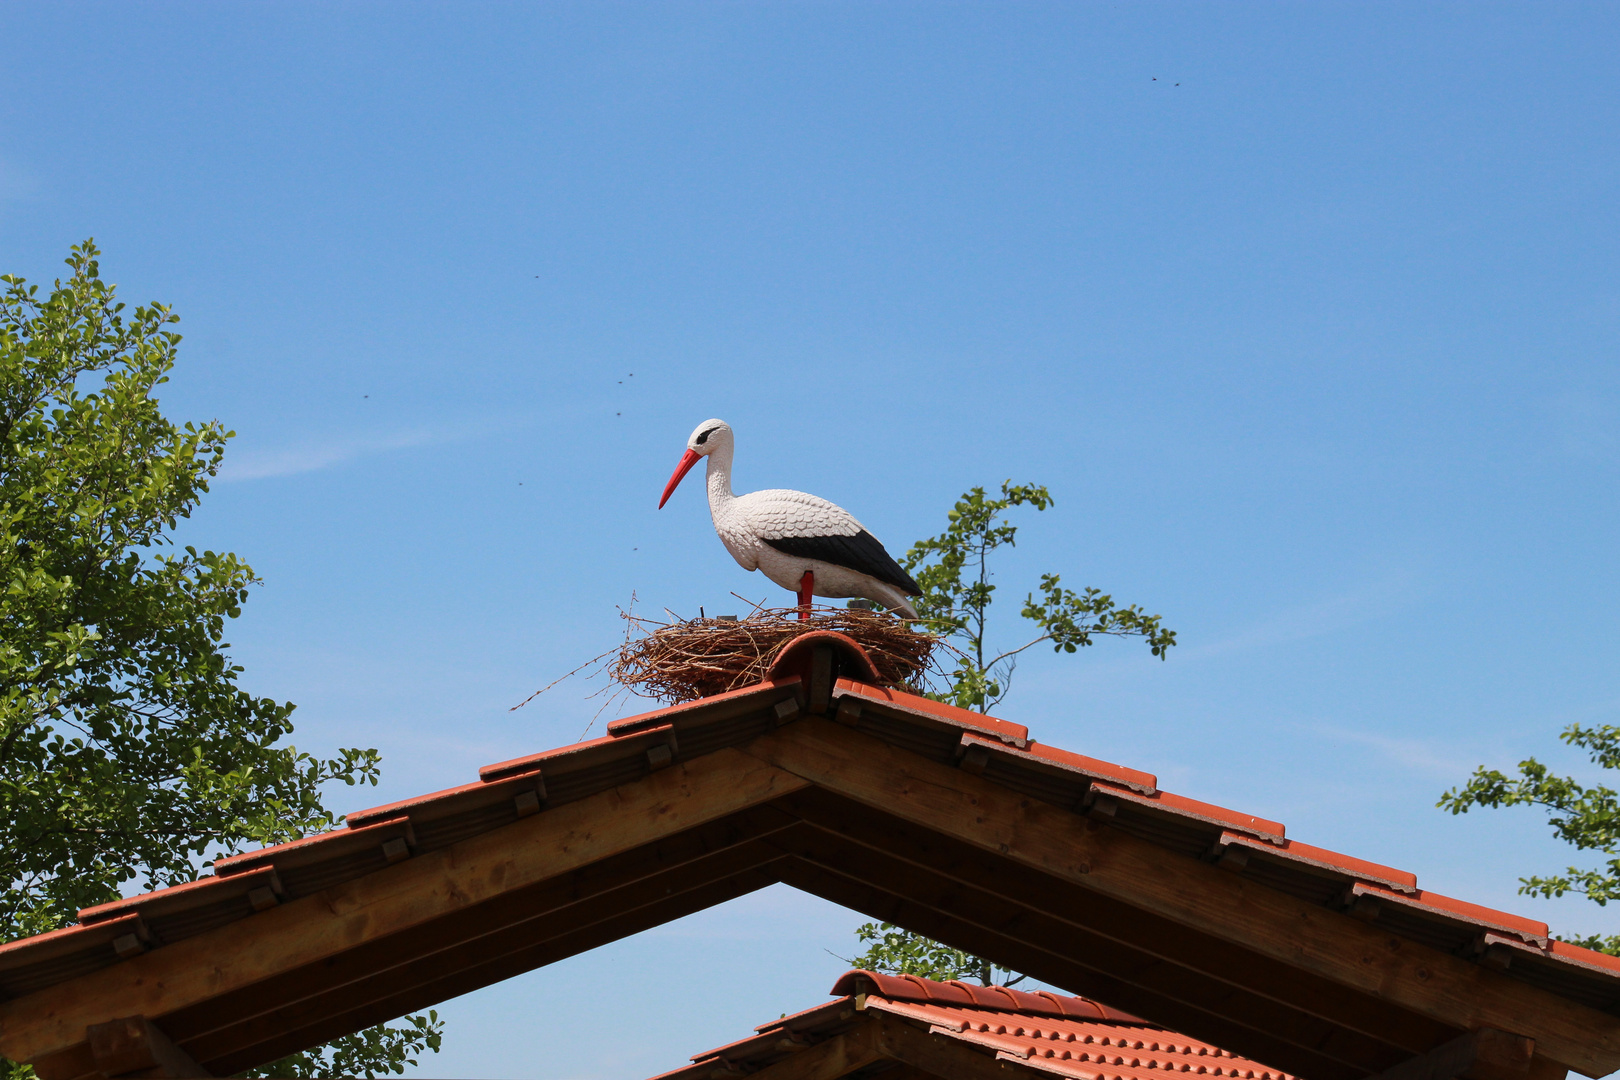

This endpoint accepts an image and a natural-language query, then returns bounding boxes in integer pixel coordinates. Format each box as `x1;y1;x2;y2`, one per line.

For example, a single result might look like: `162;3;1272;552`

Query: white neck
705;442;735;519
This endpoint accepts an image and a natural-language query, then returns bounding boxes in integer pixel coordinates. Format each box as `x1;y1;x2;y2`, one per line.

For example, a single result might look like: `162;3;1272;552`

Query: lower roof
655;970;1297;1080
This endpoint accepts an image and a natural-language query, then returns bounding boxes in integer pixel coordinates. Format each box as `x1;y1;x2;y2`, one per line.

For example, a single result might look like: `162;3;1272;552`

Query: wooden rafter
13;749;806;1078
3;689;1618;1080
741;718;1617;1078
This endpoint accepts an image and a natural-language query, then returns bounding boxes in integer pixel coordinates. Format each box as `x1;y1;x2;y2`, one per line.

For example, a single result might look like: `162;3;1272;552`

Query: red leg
797;571;814;621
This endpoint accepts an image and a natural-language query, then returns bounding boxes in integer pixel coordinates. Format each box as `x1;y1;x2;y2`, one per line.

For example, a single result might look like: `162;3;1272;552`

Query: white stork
658;419;921;620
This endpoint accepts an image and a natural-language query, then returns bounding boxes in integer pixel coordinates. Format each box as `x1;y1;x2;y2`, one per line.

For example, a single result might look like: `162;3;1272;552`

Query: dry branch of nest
611;605;940;705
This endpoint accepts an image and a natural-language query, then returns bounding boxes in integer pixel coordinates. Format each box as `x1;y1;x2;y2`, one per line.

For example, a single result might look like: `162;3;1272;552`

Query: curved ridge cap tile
834;679;1030;745
829;969;872;996
1548;938;1620;975
765;630;881;684
1351;882;1550;944
830;970;1126;1021
607;677;801;736
1093;782;1285;843
1220;832;1418;893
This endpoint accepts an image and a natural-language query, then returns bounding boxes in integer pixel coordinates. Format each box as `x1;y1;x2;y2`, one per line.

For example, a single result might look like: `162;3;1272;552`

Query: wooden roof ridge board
652;969;1296;1080
0;632;1617;1079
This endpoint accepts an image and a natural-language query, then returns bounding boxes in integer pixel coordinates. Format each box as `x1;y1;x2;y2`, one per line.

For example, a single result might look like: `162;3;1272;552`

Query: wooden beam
771;823;1384;1079
0;748;808;1068
717;1019;883;1080
166;807;798;1068
868;1011;1030;1080
773;856;1356;1080
742;719;1620;1078
200;858;788;1074
87;1016;209;1079
1366;1028;1550;1080
775;787;1456;1069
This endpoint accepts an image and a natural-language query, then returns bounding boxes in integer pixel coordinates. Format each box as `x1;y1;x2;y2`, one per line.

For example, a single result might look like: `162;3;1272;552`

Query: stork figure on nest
658;419;922;620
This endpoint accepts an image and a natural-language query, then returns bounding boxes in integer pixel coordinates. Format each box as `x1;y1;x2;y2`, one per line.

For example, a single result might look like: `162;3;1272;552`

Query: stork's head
658;418;731;508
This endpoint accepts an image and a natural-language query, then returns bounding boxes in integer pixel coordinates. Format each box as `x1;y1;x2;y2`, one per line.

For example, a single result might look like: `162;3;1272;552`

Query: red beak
659;448;702;509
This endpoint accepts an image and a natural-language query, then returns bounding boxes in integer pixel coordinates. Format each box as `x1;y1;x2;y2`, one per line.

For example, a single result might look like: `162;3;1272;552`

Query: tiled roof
1;629;1618;1079
3;659;1617;1007
654;970;1296;1080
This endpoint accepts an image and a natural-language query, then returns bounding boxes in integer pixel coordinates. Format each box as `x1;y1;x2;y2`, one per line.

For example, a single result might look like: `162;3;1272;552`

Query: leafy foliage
1439;723;1620;954
239;1011;445;1078
903;481;1176;713
0;242;440;1074
847;922;1023;987
847;483;1177;987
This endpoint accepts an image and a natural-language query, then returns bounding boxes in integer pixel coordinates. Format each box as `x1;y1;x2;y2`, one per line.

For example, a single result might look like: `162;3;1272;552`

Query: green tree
847;482;1177;986
845;921;1025;987
0;242;441;1077
903;482;1175;713
1440;723;1620;956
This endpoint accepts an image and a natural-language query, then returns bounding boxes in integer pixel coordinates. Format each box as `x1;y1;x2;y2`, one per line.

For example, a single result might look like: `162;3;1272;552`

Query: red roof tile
654;971;1296;1080
1216;832;1418;895
1;636;1615;1051
835;678;1030;746
1349;883;1550;946
212;815;414;877
830;970;1145;1021
77;867;282;926
606;678;802;738
1021;739;1158;795
479;721;679;784
1092;782;1286;844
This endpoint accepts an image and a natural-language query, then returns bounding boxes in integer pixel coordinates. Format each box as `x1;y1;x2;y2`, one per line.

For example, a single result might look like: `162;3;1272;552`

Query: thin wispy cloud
218;417;520;482
218;429;436;481
1312;723;1479;779
1184;570;1424;662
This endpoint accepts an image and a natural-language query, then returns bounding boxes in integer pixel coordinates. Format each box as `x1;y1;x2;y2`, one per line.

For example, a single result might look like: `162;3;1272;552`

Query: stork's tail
863;581;920;622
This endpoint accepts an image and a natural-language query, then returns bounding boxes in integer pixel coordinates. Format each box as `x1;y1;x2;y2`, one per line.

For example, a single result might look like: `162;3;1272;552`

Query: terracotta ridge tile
76;865;281;925
1217;832;1417;893
1091;782;1285;843
0;912;146;968
833;678;1030;745
479;722;677;784
1023;740;1158;794
607;677;801;736
1349;883;1549;945
749;997;851;1034
212;815;414;877
1547;938;1620;974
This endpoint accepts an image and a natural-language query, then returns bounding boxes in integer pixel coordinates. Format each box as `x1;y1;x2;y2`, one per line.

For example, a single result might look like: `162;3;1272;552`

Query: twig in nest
611;605;942;705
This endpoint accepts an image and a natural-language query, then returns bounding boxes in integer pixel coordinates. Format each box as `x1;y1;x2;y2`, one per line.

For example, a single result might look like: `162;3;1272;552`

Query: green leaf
0;243;440;1078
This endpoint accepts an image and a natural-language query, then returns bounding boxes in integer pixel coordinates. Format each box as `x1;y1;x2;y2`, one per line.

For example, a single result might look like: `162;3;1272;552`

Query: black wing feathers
762;530;921;595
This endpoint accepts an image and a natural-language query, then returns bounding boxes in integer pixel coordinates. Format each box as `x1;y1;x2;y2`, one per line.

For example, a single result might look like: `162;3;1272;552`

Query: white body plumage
660;419;920;618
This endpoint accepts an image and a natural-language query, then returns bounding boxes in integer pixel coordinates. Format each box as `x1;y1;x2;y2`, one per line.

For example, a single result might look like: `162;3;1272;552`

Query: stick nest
611;606;940;705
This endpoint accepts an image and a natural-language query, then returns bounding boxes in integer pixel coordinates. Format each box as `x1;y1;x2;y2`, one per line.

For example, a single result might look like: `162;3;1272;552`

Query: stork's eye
695;426;720;445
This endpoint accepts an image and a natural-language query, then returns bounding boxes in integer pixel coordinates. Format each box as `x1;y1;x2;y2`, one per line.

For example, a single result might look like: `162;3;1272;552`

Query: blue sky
4;4;1619;1077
